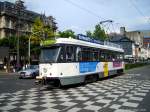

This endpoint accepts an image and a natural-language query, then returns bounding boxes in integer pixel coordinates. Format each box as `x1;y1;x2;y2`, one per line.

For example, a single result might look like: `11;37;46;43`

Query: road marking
134;92;147;96
123;102;139;108
115;109;135;112
110;104;122;109
67;107;81;112
130;97;143;101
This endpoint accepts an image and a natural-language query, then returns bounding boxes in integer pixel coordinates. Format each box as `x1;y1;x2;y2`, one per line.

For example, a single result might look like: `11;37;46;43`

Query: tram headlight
43;68;47;73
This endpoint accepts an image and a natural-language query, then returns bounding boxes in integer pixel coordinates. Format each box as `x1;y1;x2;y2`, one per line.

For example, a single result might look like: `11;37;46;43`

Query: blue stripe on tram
79;62;99;73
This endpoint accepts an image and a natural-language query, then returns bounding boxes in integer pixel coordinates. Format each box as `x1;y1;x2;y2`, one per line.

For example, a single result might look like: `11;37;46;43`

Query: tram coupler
35;76;46;85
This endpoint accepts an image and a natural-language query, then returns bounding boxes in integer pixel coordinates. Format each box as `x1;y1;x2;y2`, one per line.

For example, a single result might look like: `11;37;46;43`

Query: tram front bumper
35;76;60;85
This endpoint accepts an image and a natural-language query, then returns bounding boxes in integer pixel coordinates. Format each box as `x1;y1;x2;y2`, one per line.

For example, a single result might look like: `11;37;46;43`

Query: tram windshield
40;46;60;63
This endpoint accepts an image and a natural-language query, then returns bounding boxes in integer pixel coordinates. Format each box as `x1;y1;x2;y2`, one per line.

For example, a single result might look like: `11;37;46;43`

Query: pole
15;0;25;71
28;36;31;65
28;32;39;66
16;19;20;70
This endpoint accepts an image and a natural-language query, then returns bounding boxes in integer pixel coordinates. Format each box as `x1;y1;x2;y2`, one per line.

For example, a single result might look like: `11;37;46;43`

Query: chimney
120;27;126;36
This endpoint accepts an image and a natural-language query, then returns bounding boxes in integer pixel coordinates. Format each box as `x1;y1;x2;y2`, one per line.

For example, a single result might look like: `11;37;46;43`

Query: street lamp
28;32;43;66
99;20;113;24
99;20;114;39
99;20;113;32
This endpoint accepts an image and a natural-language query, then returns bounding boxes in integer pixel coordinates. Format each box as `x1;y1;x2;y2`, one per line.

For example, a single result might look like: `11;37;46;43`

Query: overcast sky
2;0;150;34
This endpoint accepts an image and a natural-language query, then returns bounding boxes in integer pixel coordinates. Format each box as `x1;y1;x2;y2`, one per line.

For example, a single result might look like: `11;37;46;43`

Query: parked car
19;65;39;79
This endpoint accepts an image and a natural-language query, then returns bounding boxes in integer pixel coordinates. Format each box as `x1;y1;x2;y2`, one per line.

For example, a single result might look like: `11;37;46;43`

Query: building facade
110;35;137;60
110;27;150;62
0;0;57;71
126;31;144;47
0;0;57;38
142;30;150;48
119;27;144;47
143;36;150;48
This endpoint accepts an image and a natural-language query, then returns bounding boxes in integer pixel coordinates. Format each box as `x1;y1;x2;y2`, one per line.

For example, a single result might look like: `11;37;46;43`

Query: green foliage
41;39;56;46
86;31;93;38
0;38;9;46
0;36;17;48
0;36;28;56
30;17;56;55
125;63;149;70
93;24;107;40
31;17;55;45
58;29;75;38
19;36;28;56
44;25;55;38
86;24;108;41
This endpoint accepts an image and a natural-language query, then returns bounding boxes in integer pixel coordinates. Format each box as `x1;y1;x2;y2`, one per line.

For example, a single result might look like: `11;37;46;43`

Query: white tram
36;35;124;86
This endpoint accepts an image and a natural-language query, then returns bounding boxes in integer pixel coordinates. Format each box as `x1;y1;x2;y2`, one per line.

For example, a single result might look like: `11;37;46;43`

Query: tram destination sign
77;34;104;45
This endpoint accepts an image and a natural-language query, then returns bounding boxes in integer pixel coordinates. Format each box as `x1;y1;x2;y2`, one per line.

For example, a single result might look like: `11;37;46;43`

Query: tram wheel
54;80;61;88
93;74;99;82
84;74;99;84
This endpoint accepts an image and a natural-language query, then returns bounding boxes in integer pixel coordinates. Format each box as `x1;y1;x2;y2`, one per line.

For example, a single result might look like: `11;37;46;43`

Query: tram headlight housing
43;68;47;73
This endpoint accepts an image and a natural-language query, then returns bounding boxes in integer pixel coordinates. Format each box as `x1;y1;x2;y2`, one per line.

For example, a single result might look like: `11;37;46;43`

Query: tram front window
40;46;60;63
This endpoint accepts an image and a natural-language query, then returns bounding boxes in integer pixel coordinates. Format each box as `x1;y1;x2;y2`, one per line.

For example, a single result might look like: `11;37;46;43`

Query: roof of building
109;35;133;42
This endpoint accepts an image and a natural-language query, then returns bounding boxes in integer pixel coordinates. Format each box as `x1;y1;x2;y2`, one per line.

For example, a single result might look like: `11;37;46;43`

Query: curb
0;72;19;75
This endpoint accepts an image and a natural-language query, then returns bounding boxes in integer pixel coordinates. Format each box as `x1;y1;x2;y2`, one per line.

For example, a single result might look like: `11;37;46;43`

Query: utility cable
63;0;105;20
130;0;149;23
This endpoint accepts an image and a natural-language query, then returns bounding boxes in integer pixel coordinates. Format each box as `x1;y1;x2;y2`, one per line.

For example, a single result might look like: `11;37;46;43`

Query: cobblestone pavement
0;66;150;112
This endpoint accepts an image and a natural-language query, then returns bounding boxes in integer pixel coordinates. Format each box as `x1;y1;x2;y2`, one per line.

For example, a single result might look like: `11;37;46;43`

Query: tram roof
56;38;124;53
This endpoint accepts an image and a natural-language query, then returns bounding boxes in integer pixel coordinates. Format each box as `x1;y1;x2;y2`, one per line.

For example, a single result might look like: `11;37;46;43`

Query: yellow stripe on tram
104;62;109;77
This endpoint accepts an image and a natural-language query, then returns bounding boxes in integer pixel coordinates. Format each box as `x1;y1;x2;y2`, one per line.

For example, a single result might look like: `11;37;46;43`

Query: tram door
103;62;108;77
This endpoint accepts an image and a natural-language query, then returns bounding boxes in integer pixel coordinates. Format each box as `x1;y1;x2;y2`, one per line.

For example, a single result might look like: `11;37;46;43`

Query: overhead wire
111;22;116;33
63;0;105;20
63;0;116;35
130;0;149;23
130;0;145;17
62;0;123;34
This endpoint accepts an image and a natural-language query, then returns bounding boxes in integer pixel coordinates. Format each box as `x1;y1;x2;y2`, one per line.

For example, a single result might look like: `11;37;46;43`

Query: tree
19;36;28;56
93;24;107;40
0;36;17;49
30;17;56;56
86;24;108;41
0;36;28;55
32;17;44;36
86;31;93;38
58;29;75;38
31;17;55;44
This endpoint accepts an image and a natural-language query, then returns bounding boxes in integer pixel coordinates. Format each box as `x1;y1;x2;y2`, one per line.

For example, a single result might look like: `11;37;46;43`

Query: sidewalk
0;70;18;75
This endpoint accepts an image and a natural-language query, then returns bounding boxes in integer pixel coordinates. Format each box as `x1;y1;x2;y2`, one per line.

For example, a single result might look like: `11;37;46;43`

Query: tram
36;34;124;86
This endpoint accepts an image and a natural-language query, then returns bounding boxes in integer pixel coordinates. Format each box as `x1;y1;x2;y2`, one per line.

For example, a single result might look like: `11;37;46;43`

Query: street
0;66;150;112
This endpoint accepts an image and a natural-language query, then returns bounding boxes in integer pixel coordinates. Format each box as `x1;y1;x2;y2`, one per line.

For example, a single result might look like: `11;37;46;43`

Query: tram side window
111;53;116;61
76;47;82;61
93;50;99;61
66;46;74;62
58;46;65;62
120;54;124;60
116;53;124;61
80;48;99;61
81;48;93;61
99;51;107;61
110;52;123;61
